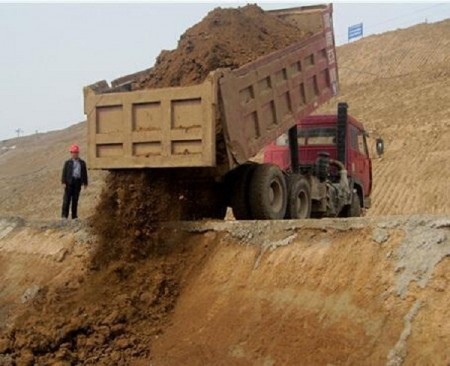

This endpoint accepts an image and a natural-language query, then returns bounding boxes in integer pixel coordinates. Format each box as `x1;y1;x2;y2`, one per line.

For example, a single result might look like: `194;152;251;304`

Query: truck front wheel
286;177;311;219
249;164;287;220
349;193;362;217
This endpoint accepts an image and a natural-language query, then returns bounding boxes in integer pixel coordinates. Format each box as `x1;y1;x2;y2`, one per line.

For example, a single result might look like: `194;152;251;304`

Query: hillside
337;19;450;84
0;123;104;220
0;19;449;219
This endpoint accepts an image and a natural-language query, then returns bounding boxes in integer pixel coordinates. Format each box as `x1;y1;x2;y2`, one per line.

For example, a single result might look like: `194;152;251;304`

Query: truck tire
349;193;362;217
249;164;287;220
286;177;311;219
230;164;257;220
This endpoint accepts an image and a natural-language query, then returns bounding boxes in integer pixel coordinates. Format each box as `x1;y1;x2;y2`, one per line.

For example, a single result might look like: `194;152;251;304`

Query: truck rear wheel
249;164;287;220
230;164;257;220
286;177;311;219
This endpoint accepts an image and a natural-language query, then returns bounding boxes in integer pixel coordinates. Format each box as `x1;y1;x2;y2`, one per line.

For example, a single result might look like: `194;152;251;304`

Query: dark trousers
61;179;82;219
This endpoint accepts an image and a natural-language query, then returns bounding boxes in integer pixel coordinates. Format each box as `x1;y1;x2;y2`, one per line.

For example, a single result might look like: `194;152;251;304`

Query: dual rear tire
230;164;311;220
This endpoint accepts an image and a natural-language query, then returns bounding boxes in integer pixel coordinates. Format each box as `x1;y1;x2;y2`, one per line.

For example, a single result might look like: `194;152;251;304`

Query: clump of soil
132;4;306;89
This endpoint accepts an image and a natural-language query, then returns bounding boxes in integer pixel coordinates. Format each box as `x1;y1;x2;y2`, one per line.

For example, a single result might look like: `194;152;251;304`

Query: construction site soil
1;217;450;365
1;9;450;366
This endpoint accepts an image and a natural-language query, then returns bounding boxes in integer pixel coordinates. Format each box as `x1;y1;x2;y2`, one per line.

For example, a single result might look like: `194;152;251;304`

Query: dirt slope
1;217;449;365
337;19;450;85
0;123;105;220
151;218;450;366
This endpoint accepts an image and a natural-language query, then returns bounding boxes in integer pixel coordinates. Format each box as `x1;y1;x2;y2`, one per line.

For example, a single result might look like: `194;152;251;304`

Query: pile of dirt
131;4;306;89
0;221;218;365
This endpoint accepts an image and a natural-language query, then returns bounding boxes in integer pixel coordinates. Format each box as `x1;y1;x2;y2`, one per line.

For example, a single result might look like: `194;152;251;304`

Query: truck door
348;125;372;197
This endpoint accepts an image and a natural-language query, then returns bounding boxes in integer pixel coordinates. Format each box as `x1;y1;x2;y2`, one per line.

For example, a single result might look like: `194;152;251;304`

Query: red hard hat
70;144;80;153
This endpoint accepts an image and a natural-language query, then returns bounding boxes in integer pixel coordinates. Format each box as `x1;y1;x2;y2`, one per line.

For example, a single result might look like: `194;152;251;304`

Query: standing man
61;144;88;220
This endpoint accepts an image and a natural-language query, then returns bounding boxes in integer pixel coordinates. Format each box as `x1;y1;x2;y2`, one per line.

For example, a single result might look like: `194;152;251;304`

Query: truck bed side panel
219;6;337;165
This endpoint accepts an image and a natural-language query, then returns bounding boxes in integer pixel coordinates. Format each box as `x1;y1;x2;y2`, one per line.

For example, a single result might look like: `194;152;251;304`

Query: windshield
275;127;337;146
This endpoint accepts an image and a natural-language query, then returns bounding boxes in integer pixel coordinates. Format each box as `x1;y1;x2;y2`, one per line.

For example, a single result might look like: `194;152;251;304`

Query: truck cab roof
301;114;365;131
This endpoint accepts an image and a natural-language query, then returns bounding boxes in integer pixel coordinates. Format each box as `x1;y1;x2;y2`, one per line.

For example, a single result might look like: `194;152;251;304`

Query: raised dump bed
84;4;338;171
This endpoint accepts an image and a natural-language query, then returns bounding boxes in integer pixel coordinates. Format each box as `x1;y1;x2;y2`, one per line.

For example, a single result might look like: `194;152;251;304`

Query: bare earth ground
1;17;450;366
0;216;449;365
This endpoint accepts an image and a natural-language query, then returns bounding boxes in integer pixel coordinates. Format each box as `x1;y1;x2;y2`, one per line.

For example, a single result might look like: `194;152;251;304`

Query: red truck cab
264;113;372;210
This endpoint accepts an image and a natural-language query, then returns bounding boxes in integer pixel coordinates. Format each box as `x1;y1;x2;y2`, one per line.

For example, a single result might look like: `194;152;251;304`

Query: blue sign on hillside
348;23;363;42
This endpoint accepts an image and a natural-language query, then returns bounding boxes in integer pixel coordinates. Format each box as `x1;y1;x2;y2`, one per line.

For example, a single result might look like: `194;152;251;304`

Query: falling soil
0;227;219;365
90;169;226;264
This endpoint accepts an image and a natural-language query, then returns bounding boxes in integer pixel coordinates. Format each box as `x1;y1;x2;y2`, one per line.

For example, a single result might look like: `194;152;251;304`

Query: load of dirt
90;168;228;269
131;4;307;89
91;4;310;242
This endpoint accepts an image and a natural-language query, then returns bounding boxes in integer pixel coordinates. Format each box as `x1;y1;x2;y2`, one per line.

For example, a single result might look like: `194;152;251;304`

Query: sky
0;2;449;141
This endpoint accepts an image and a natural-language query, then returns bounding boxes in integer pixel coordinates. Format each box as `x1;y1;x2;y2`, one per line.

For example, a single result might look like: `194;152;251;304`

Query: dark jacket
61;159;88;186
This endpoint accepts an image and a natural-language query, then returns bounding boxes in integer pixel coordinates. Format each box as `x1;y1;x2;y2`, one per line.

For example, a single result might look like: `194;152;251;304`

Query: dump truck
263;103;373;218
85;4;368;220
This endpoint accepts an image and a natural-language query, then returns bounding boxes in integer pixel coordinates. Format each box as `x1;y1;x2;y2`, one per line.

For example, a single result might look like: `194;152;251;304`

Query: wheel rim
268;178;283;212
295;189;308;219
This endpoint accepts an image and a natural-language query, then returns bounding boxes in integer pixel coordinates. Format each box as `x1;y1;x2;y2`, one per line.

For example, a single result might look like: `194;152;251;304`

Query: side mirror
376;137;384;156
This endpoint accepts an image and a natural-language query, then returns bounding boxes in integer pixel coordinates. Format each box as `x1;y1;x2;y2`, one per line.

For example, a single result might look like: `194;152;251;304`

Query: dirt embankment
0;218;222;365
1;216;450;365
150;217;450;366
